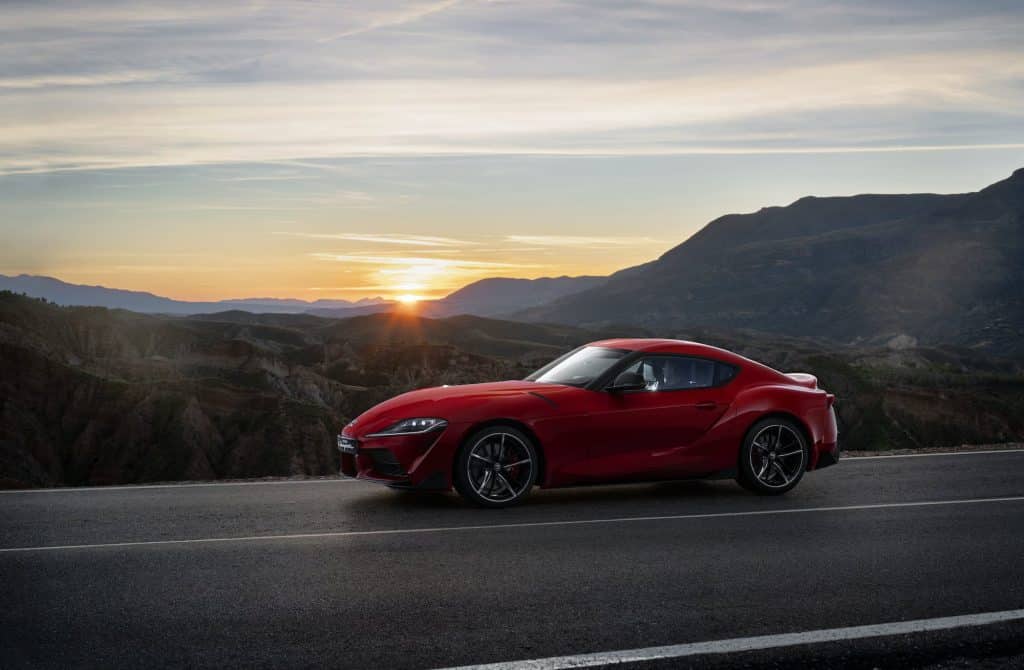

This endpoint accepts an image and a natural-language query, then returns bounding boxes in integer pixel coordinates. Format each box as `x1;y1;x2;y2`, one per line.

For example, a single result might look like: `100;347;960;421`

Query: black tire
736;417;809;495
454;425;539;508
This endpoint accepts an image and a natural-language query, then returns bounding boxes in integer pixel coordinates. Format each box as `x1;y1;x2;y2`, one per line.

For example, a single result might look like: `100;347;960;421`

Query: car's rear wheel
737;418;808;495
454;425;538;508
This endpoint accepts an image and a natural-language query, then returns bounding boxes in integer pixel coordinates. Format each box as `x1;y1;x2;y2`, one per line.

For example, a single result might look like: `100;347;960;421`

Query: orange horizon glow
16;235;670;304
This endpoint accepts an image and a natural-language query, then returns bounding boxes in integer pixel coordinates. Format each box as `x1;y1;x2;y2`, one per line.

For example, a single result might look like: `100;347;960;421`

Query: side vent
527;391;558;407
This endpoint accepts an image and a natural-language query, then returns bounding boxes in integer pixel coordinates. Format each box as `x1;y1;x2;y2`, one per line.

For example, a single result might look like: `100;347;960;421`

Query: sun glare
396;294;423;304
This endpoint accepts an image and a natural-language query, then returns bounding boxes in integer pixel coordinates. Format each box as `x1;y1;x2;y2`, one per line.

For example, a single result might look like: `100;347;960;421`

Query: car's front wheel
737;417;808;495
454;426;539;508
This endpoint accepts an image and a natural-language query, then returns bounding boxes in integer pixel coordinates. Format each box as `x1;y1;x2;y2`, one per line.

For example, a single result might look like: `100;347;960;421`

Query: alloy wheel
466;432;534;503
749;423;805;489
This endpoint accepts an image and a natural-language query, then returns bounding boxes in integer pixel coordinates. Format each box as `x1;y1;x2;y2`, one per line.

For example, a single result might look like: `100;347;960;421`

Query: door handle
695;401;718;411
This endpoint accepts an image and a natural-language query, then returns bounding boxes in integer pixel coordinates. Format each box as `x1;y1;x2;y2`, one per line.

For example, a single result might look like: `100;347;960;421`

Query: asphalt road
3;450;1024;669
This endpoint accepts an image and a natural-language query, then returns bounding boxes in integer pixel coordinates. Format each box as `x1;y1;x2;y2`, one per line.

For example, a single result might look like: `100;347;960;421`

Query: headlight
365;417;448;437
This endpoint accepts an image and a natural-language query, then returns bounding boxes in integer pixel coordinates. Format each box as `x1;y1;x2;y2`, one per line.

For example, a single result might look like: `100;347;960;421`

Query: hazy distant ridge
308;276;609;319
0;273;606;320
0;274;387;315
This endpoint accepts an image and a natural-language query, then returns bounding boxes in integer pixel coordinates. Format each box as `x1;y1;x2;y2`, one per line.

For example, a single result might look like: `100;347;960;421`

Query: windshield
526;346;630;387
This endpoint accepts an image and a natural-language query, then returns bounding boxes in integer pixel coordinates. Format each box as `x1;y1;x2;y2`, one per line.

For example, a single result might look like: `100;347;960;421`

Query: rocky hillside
0;293;610;487
520;169;1024;355
1;292;1021;488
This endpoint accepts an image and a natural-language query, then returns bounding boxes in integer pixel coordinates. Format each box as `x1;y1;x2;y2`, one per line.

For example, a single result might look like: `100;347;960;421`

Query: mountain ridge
519;168;1024;355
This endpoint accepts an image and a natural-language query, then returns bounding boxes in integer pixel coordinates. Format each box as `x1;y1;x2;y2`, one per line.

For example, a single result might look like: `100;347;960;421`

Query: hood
345;380;569;436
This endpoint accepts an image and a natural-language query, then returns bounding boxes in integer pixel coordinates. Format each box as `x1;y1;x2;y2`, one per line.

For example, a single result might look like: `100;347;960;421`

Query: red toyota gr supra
338;339;839;507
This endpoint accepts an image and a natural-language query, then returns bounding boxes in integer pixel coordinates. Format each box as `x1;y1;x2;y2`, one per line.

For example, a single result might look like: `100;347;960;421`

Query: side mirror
607;370;646;393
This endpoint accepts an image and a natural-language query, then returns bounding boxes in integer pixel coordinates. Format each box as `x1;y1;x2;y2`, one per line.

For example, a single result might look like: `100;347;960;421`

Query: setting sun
395;294;423;305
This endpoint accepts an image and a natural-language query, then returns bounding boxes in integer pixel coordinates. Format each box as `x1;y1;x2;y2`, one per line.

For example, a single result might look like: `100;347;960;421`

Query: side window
622;356;720;391
657;356;716;390
715;362;739;386
614;360;658;391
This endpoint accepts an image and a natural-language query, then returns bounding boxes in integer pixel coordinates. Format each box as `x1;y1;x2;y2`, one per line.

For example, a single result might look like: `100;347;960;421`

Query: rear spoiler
784;372;817;389
785;372;836;407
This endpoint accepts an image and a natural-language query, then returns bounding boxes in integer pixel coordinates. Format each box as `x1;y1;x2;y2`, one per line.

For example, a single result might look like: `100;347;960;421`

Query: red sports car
338;339;839;507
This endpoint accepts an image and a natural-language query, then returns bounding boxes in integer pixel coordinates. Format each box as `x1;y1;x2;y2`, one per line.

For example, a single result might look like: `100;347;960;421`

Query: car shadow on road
344;479;753;514
521;479;752;506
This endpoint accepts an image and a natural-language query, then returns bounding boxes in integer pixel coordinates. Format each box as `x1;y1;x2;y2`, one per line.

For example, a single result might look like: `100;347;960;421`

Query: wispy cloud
310;253;534;269
276;233;475;247
3;51;1022;175
505;235;666;248
0;3;250;30
309;251;543;295
308;286;401;292
1;0;1022;175
318;0;465;41
0;70;180;90
213;174;315;183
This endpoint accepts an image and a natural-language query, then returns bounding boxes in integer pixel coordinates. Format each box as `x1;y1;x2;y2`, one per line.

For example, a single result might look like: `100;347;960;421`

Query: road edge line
438;608;1024;670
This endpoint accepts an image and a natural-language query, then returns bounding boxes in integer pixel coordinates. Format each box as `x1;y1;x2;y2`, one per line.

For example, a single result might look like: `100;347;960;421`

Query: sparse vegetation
0;292;1021;487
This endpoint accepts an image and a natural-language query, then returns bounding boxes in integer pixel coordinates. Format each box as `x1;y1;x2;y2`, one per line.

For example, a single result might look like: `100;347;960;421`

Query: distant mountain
435;275;607;316
295;275;607;319
520;168;1024;355
0;273;602;319
0;274;386;315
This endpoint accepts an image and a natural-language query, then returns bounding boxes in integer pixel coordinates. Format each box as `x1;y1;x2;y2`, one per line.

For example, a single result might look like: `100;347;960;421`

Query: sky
1;0;1023;302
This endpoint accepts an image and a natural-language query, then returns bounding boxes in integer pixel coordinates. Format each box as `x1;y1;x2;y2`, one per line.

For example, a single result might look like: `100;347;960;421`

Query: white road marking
1;448;1019;495
2;494;1023;554
439;609;1024;670
0;477;353;494
848;448;1024;460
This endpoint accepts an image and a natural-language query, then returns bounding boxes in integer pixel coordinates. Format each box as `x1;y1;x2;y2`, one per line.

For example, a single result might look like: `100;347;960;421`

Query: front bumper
337;426;458;490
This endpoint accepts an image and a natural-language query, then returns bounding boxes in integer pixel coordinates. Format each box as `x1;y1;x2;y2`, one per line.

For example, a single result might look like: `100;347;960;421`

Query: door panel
575;356;733;481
